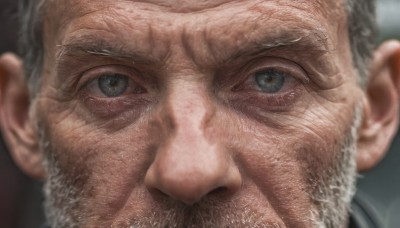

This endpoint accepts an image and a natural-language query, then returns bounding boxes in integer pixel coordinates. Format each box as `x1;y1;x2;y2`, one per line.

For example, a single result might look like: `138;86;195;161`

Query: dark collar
349;193;382;228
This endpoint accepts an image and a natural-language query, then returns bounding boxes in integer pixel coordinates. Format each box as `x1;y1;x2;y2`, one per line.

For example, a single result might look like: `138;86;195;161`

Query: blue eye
98;74;128;97
255;70;285;93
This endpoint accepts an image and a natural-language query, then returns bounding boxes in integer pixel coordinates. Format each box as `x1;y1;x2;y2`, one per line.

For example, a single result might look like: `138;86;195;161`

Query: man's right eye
75;67;151;117
83;71;146;98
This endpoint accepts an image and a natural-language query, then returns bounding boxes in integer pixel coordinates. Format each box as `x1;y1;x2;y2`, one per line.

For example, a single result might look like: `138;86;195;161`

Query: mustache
124;202;283;228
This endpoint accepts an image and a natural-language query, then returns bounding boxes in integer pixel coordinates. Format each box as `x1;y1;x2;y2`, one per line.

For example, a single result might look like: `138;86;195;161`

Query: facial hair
41;107;361;228
308;105;362;228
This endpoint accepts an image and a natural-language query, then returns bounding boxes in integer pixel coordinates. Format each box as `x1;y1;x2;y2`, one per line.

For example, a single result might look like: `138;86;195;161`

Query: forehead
43;0;347;53
44;0;345;23
62;0;340;11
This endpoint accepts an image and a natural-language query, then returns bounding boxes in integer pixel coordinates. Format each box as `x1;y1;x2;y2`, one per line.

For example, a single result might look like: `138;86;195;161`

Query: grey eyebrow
56;40;141;63
53;31;171;74
219;27;331;65
261;36;304;49
81;49;132;58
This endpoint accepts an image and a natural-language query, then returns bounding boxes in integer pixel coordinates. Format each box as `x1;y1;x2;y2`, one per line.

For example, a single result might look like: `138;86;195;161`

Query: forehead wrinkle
177;0;336;66
120;0;241;13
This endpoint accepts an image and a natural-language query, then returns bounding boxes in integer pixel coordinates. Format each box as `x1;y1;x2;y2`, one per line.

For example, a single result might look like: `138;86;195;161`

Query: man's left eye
233;67;298;95
254;70;285;93
98;74;129;97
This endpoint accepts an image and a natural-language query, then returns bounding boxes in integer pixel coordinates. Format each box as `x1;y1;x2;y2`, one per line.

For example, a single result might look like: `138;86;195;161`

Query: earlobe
0;53;45;179
357;40;400;172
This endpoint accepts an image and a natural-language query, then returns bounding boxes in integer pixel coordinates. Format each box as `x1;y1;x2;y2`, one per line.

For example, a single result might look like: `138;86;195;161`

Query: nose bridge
160;81;218;170
145;81;241;204
164;80;215;136
164;83;218;165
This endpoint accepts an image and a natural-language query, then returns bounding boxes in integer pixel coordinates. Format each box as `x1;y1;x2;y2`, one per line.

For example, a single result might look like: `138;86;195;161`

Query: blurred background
352;1;400;228
0;1;45;228
0;0;399;227
376;0;400;42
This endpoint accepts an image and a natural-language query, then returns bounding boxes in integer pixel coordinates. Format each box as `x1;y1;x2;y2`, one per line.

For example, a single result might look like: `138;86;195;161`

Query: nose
145;88;242;205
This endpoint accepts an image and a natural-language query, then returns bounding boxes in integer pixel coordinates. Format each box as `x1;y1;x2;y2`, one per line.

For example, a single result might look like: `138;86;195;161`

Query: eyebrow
227;28;331;63
56;38;146;65
55;26;331;72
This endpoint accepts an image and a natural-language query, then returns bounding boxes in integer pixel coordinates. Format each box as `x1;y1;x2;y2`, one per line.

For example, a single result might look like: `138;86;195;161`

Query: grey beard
41;152;81;228
41;107;361;228
309;105;362;228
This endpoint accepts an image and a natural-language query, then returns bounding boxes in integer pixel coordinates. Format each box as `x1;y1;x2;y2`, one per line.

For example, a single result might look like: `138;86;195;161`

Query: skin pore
1;0;400;227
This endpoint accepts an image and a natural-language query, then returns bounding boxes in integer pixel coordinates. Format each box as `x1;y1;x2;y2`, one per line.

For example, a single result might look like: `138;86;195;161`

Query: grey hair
346;0;378;88
18;0;377;93
18;0;47;94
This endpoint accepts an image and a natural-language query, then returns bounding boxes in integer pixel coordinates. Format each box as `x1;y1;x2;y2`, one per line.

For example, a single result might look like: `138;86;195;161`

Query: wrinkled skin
4;0;400;227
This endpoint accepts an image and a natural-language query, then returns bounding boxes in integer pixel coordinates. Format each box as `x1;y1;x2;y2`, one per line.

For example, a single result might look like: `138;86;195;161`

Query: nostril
206;186;231;199
209;186;228;195
148;186;170;201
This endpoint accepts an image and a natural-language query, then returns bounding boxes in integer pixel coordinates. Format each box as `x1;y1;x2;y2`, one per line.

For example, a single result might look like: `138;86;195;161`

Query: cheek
230;104;354;224
40;109;157;220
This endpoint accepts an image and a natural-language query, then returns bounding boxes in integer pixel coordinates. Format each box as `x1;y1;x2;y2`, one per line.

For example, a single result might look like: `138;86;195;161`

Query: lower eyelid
80;94;152;118
231;84;303;109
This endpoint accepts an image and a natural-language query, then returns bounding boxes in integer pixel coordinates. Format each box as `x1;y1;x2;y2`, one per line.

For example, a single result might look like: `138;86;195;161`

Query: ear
0;53;45;179
357;40;400;172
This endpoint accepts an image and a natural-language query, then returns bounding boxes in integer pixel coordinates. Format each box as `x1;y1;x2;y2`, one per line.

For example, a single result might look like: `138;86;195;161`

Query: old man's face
1;0;400;227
